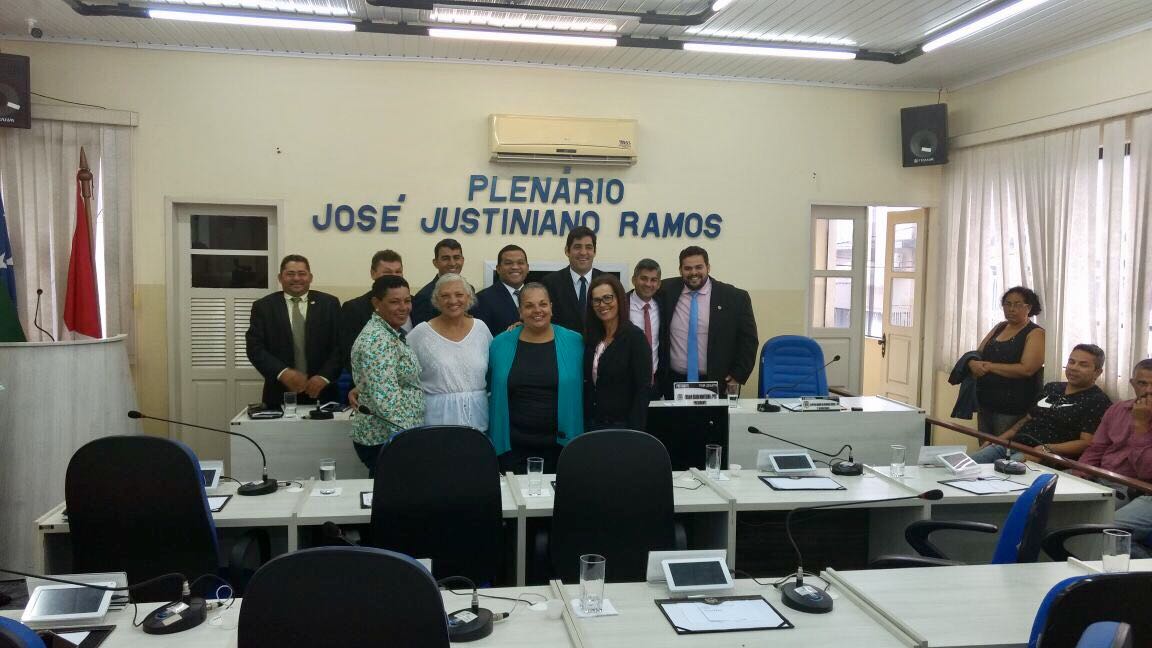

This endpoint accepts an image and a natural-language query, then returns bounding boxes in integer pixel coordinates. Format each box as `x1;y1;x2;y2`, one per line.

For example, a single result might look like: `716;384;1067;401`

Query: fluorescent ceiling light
922;0;1052;52
148;8;355;31
711;0;736;10
685;27;856;47
428;8;618;33
684;42;855;60
428;28;617;47
152;0;350;17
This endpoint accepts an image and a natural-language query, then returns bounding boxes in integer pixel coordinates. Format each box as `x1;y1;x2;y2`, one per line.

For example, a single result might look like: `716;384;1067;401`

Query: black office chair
544;429;681;583
66;435;268;601
1042;523;1150;562
871;473;1058;568
0;618;45;648
369;426;504;585
238;546;450;648
1027;572;1151;647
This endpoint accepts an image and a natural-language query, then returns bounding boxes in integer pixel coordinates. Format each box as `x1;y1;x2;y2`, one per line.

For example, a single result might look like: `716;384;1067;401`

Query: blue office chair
758;335;829;398
369;426;504;586
238;546;449;648
540;429;683;583
870;473;1058;568
0;618;46;648
66;435;268;601
1027;572;1149;647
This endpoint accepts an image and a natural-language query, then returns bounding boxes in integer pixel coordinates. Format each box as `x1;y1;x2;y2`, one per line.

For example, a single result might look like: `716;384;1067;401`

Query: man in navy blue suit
475;244;529;336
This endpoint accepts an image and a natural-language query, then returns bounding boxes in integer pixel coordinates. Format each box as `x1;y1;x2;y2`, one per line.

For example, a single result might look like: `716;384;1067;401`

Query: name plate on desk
673;381;720;402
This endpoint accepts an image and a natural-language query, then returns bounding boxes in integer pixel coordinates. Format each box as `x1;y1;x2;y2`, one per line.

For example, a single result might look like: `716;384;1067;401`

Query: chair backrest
992;473;1057;564
758;335;829;398
370;426;503;585
0;618;46;648
1075;622;1132;648
238;546;449;648
65;435;219;602
1028;572;1151;648
550;430;676;582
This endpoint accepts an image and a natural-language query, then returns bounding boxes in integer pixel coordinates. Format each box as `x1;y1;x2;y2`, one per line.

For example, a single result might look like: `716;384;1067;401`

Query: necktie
577;276;587;320
513;289;520;306
686;291;699;382
643;303;654;384
290;296;307;373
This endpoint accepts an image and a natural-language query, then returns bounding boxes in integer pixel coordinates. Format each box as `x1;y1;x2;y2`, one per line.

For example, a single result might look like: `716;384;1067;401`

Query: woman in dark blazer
583;274;653;431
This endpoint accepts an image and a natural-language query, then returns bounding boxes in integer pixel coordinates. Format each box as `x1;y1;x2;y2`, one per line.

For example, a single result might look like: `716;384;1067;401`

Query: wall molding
951;90;1152;149
32;103;138;127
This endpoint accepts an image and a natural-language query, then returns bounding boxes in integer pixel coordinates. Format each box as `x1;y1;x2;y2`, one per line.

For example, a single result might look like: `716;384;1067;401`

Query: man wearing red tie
628;258;663;400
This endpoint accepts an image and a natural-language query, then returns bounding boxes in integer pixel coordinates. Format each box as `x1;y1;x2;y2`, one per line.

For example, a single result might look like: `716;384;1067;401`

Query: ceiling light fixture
711;0;736;10
684;42;856;60
427;8;618;33
428;28;617;47
147;8;356;31
922;0;1052;52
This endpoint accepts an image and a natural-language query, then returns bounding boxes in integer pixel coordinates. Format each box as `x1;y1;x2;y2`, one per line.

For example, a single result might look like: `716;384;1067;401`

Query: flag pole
78;148;95;258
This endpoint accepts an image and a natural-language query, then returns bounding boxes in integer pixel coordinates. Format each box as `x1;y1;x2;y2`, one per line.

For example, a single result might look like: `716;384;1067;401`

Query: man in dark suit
411;238;465;326
338;249;407;387
475;244;528;336
658;245;758;400
246;254;342;407
628;258;663;400
541;225;602;333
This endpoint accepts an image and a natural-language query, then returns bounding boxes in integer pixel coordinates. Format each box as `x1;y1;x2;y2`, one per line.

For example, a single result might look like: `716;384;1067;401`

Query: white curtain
0;120;134;351
937;112;1152;397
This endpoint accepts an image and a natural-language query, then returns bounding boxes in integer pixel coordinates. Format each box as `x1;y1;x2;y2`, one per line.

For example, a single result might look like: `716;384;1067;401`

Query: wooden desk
825;559;1152;647
865;462;1115;563
551;577;916;647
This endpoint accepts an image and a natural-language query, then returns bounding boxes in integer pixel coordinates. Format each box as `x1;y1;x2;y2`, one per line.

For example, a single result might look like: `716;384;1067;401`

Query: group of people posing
955;285;1152;554
244;227;759;476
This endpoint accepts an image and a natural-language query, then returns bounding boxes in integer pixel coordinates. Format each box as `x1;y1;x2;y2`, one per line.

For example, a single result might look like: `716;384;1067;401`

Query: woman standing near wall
968;286;1046;436
583;275;651;431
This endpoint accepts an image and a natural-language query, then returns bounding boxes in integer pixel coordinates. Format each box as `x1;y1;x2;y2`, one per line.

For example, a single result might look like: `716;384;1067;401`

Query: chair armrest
674;521;687;551
906;520;999;560
868;555;965;569
1041;524;1118;561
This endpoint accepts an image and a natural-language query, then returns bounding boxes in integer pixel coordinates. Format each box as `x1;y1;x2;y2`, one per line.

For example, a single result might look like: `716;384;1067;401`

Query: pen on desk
1067;557;1102;573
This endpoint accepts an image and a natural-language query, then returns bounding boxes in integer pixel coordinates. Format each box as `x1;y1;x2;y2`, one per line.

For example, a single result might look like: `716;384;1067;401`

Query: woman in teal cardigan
488;282;584;473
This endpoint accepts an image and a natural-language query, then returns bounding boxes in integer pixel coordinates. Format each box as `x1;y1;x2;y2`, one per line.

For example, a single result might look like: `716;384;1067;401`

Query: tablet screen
772;454;814;471
667;560;728;587
29;587;106;618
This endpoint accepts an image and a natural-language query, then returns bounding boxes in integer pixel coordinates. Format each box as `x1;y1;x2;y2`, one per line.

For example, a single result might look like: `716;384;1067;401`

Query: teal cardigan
487;324;584;455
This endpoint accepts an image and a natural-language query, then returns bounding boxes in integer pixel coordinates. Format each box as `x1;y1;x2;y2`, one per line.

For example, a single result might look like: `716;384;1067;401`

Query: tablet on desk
23;583;115;625
662;557;734;594
766;452;816;475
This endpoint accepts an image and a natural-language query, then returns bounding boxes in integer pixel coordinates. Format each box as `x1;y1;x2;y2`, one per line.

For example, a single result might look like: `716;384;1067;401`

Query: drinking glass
319;458;336;482
527;457;544;496
282;392;298;417
579;554;606;614
726;383;740;408
890;444;906;478
706;444;723;480
1102;529;1131;573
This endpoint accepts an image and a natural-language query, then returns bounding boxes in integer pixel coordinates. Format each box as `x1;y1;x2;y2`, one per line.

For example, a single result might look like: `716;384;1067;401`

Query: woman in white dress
406;273;492;432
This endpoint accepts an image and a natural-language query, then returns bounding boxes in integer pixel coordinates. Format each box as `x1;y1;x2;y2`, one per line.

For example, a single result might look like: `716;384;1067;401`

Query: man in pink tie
628;258;662;400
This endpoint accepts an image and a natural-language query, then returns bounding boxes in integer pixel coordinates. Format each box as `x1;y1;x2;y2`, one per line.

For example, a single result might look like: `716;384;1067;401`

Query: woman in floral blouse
350;274;425;476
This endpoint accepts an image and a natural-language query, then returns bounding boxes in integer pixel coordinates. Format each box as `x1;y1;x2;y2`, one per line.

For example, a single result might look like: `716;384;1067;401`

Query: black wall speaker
901;103;947;167
0;54;31;130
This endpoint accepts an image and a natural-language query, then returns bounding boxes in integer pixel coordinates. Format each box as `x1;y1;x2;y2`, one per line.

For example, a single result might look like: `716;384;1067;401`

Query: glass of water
579;554;606;614
706;444;723;480
282;392;298;417
1102;529;1131;573
726;383;740;408
890;444;906;478
526;457;544;496
319;458;336;482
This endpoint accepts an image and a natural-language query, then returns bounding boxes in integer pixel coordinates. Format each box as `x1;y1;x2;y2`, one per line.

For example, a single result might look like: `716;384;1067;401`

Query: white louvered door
174;204;276;465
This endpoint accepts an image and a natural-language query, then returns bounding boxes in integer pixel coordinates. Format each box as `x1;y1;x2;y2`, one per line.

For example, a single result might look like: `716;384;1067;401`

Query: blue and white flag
0;189;16;304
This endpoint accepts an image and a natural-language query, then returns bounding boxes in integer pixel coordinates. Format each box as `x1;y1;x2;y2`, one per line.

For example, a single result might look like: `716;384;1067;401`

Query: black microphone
0;566;207;635
127;410;277;496
779;489;943;614
33;288;55;341
747;426;862;476
357;404;402;429
437;575;494;642
758;355;840;413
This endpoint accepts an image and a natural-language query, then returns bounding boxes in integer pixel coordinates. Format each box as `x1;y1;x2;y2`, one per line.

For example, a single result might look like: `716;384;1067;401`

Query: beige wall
3;40;948;446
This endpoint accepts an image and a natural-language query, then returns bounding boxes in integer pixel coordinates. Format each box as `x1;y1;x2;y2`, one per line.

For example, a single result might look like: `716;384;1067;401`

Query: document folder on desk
939;478;1028;495
654;595;793;634
759;476;846;491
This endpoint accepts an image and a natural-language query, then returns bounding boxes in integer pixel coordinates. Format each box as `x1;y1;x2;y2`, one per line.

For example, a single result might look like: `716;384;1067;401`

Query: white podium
0;335;140;571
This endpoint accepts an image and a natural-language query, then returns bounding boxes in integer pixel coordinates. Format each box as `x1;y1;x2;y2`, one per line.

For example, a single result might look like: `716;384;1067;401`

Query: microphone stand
779;489;944;613
759;355;840;412
127;411;278;496
748;426;863;476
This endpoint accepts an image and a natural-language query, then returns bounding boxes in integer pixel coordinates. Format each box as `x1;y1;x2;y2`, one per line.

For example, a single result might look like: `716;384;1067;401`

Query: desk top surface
865;462;1115;503
508;472;729;516
229;408;354;427
827;560;1152;648
705;468;925;511
295;477;521;522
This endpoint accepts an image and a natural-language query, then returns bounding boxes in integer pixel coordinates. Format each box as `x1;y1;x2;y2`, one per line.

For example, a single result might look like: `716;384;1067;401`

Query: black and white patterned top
1016;382;1112;446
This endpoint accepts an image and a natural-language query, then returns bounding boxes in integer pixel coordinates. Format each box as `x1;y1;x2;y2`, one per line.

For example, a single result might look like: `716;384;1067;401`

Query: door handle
878;333;887;358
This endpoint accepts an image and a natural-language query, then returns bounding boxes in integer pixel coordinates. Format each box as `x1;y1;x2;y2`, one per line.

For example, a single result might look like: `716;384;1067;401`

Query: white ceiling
1;0;1151;90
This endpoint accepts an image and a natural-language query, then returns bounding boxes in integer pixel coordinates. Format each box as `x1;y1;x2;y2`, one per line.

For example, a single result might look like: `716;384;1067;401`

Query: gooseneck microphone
357;404;402;429
758;355;841;413
33;288;56;341
437;575;495;642
747;426;863;476
779;489;944;614
127;410;277;496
